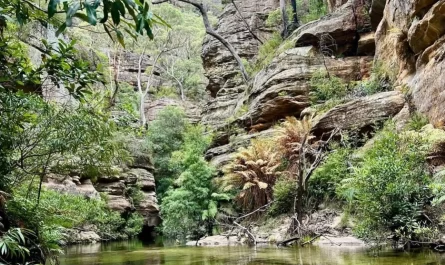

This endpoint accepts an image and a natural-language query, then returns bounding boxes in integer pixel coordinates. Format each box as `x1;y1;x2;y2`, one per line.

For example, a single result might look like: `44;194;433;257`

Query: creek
59;240;445;265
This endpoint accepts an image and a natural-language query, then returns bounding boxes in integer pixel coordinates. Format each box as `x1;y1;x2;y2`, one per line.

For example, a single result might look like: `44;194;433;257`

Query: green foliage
7;186;143;244
0;228;34;263
310;70;349;103
146;107;188;200
0;0;167;46
0;36;101;99
309;146;352;204
268;177;297;217
408;112;429;131
255;32;283;71
297;0;327;24
153;86;180;100
0;89;130;190
352;61;395;96
161;125;228;240
340;124;432;241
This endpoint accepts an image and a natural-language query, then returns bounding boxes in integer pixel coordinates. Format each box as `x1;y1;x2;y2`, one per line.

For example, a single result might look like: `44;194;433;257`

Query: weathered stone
145;98;201;124
370;0;386;30
202;0;280;97
291;0;371;55
44;174;99;199
357;32;376;56
106;195;133;213
95;181;125;196
312;91;406;136
66;229;101;244
240;49;373;131
135;191;161;227
127;168;155;192
410;36;445;125
408;1;445;55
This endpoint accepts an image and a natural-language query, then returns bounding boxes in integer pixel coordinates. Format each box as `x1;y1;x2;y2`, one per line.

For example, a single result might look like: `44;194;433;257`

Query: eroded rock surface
312;91;405;136
375;0;445;125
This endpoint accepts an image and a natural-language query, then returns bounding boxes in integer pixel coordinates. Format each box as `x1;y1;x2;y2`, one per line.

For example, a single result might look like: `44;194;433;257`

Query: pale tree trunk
137;48;164;127
280;0;289;37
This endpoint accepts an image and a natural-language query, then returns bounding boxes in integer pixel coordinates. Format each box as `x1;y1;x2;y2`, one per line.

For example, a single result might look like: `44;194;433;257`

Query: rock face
239;50;373;132
201;0;280;133
44;165;160;238
201;0;380;168
202;0;280;97
312;91;406;136
145;98;201;124
375;0;445;125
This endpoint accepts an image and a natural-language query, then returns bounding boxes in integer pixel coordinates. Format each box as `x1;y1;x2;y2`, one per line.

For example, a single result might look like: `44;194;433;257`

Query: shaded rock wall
375;0;445;126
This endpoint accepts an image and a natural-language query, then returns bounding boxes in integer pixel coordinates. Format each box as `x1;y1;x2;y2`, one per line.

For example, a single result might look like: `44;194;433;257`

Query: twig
300;234;321;246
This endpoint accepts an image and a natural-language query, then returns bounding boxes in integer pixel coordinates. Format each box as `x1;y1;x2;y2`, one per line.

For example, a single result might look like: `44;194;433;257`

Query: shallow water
59;240;445;265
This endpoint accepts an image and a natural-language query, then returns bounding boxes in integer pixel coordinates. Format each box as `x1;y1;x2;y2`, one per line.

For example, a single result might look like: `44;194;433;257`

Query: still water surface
60;240;445;265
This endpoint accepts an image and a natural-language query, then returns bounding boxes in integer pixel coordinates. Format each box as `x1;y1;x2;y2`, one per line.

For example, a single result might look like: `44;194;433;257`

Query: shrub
222;139;282;215
340;124;431;241
269;177;297;216
146;107;188;200
7;187;143;245
408;112;429;131
309;146;352;204
309;70;349;103
161;125;228;240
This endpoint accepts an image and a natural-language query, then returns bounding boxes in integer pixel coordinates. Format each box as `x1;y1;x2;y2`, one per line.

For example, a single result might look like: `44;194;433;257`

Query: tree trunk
280;0;289;38
290;0;300;27
140;92;147;127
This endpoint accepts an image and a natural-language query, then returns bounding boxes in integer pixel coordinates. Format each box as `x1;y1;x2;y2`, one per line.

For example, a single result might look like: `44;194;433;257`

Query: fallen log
277;236;300;246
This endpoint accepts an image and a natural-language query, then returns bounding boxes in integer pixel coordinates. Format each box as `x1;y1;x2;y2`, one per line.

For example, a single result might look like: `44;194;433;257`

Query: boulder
291;0;371;55
408;1;445;55
106;195;133;213
241;49;373;131
94;181;125;196
44;174;99;200
311;91;405;136
127;168;155;192
135;191;161;227
66;229;101;244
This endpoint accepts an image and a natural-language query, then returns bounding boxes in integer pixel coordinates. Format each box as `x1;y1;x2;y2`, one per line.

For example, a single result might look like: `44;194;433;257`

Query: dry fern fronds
221;139;282;215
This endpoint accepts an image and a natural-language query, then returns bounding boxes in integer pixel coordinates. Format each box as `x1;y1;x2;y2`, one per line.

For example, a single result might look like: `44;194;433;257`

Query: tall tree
290;0;300;27
280;0;289;37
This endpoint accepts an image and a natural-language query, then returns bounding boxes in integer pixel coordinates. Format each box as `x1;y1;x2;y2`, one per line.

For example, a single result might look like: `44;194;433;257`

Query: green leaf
55;23;67;36
116;30;125;48
100;0;110;23
115;0;126;17
85;3;97;25
66;1;80;18
103;24;114;42
123;0;137;21
48;0;60;19
153;13;171;28
111;3;121;25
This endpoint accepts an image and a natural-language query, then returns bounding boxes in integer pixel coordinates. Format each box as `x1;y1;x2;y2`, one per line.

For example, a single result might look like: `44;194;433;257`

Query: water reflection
59;240;445;265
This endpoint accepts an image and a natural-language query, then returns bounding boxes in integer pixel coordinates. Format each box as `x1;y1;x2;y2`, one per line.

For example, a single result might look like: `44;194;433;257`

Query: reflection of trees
61;243;444;265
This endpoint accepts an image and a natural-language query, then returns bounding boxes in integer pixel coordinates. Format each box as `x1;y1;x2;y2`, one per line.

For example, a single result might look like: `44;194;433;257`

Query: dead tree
230;0;264;44
280;0;289;38
154;0;250;83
